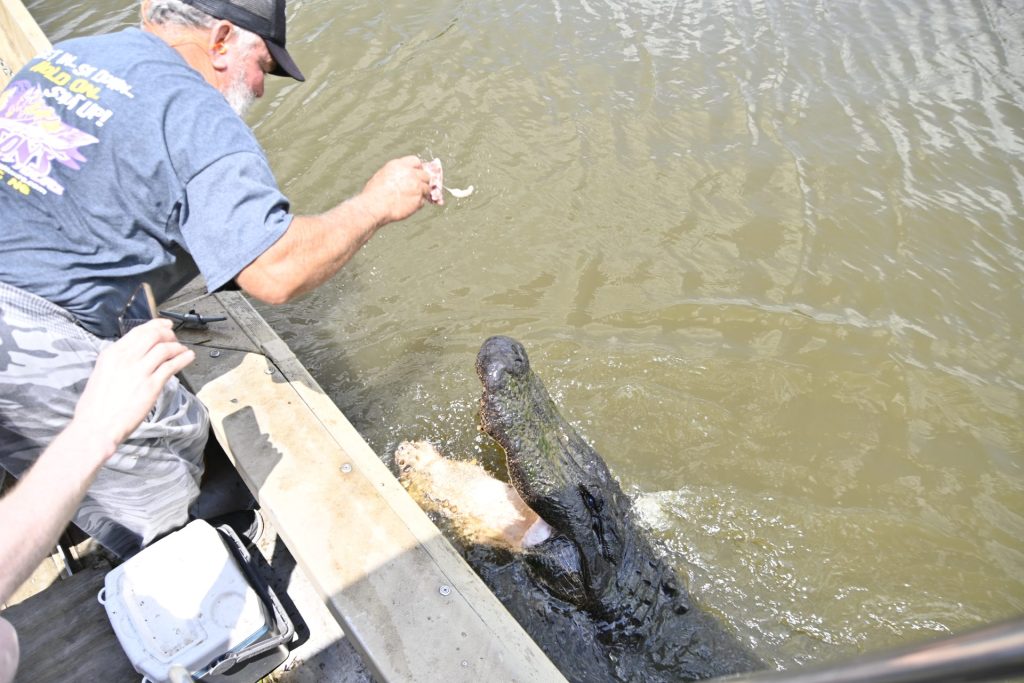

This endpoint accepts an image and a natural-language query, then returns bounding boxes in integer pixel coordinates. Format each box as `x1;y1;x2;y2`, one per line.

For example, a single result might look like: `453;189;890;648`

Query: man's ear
208;21;234;72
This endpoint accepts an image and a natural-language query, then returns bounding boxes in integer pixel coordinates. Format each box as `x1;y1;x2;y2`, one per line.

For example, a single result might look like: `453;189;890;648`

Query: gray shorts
0;281;209;557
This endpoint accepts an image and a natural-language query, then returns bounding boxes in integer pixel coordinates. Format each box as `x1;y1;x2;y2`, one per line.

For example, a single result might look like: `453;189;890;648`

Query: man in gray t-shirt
0;0;433;557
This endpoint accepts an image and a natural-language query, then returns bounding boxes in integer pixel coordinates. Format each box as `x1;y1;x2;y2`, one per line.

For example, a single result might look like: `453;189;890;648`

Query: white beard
223;70;256;118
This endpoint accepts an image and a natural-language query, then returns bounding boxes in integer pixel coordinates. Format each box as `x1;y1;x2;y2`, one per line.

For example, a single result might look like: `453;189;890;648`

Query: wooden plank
1;568;137;682
170;291;566;683
162;285;262;356
0;0;50;90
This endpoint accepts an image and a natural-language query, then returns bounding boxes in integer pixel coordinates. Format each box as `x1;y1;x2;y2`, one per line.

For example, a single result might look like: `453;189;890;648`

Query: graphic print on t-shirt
0;46;132;197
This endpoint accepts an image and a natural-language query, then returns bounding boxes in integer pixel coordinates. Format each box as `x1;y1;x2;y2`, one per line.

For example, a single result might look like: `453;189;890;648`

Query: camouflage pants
0;281;209;557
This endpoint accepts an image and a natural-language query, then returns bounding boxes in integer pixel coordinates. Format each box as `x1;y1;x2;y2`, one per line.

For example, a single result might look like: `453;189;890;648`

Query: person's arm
235;155;432;304
0;319;195;603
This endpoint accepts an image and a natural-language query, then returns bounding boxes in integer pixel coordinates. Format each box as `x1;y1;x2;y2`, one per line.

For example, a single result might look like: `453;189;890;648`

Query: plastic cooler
99;519;294;682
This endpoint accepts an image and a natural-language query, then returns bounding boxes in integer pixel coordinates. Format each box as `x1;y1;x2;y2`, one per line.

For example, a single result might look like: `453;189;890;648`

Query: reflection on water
29;0;1024;672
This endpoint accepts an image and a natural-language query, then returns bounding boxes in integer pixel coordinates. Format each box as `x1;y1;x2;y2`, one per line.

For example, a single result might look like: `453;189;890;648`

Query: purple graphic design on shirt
0;80;99;195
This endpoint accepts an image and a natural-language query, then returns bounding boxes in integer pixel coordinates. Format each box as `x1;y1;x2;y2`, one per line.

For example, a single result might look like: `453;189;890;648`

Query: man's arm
0;320;195;603
235;155;431;304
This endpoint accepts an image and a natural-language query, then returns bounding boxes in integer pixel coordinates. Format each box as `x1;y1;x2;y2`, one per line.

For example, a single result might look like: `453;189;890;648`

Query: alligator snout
476;335;530;389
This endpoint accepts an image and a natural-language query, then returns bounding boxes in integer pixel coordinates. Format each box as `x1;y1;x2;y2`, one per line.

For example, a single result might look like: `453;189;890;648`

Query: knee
0;616;19;683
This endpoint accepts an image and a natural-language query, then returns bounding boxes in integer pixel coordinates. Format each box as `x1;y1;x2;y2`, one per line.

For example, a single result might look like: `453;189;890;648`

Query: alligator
397;335;763;682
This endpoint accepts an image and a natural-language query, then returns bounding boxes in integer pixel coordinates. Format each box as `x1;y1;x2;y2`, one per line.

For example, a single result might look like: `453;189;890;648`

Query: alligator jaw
476;336;597;523
474;337;765;679
476;336;631;610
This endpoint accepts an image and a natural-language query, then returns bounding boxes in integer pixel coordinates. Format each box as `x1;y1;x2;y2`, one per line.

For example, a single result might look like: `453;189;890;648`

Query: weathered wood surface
163;285;566;683
2;568;137;682
0;0;49;90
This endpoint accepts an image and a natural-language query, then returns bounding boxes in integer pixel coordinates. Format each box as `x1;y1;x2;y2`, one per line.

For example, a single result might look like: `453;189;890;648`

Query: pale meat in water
395;440;552;551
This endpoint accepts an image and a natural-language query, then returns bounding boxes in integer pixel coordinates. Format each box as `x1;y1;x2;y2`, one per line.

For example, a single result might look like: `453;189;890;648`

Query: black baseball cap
182;0;305;81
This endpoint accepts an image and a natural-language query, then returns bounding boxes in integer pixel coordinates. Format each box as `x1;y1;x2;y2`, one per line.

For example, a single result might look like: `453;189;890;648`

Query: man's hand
74;318;195;454
236;155;434;304
358;155;432;225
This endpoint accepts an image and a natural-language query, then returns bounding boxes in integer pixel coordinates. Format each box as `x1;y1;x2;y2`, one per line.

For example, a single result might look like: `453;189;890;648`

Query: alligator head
476;336;676;621
474;336;762;680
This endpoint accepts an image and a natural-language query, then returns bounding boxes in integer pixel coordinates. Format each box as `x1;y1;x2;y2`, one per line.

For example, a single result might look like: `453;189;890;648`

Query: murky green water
31;0;1024;671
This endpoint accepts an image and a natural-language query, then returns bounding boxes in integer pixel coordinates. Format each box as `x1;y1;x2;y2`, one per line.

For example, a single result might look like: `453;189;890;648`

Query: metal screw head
264;366;276;375
439;585;451;596
340;463;352;474
209;350;221;358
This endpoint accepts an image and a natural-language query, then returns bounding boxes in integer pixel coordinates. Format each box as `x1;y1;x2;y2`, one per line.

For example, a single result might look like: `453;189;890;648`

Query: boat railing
719;616;1024;683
